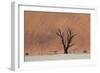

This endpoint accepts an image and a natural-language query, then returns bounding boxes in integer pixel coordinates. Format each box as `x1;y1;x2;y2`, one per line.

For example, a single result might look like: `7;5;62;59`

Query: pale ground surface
25;54;90;61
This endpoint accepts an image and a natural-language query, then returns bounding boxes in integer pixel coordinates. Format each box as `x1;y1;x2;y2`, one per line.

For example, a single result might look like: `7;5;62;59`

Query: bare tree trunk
64;49;68;54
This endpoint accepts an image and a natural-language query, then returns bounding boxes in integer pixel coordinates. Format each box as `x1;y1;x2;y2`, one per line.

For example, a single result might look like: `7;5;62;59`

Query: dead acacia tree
56;28;76;54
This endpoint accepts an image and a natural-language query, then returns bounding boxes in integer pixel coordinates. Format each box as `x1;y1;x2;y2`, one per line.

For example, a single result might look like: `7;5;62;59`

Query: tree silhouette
56;28;76;54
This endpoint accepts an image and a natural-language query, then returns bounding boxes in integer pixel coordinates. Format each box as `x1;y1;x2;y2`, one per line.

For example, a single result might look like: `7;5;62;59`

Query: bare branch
69;43;74;47
56;32;61;37
56;29;66;49
56;29;63;38
70;33;77;39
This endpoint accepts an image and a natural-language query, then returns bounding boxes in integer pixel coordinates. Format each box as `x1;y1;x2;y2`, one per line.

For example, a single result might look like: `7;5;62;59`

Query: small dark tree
83;50;87;53
56;28;76;54
25;52;29;55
